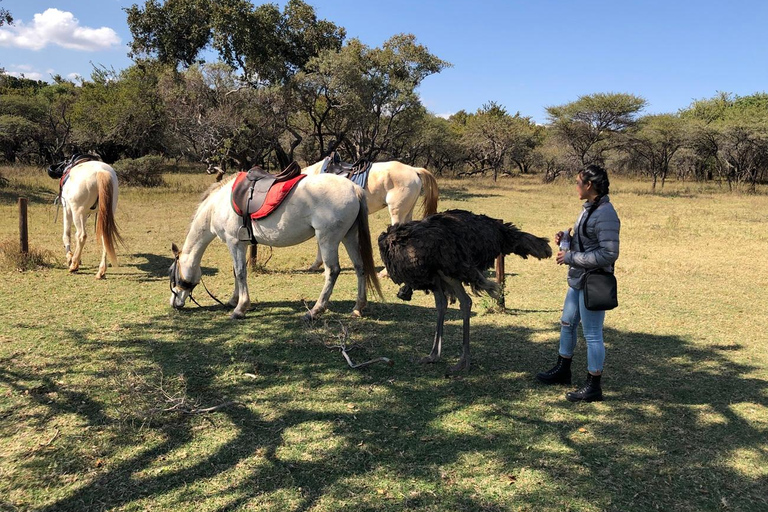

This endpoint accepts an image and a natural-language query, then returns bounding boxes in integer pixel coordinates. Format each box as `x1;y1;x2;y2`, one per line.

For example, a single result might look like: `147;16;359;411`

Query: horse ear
171;243;180;258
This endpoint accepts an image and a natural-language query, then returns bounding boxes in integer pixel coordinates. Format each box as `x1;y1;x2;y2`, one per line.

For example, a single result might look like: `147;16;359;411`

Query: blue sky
1;0;767;123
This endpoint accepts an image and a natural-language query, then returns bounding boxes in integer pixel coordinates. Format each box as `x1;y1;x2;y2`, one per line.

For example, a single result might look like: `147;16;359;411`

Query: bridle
169;256;224;308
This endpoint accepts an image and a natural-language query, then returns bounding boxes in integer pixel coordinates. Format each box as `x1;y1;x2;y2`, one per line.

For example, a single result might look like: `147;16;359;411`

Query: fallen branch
326;321;393;369
338;346;393;369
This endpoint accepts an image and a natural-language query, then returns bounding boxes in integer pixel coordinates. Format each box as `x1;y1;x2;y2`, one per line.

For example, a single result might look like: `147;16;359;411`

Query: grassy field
1;165;767;511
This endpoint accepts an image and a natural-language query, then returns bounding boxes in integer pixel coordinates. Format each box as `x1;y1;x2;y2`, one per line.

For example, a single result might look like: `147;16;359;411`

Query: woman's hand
554;228;572;246
556;251;567;265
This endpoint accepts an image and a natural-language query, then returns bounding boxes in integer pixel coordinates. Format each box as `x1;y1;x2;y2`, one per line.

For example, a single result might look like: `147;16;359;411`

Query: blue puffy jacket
564;195;620;289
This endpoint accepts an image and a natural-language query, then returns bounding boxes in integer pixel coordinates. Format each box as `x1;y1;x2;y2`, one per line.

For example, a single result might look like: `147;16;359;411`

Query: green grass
1;166;767;511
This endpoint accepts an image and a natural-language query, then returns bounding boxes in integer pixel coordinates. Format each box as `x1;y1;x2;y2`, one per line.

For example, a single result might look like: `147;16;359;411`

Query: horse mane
199;173;236;204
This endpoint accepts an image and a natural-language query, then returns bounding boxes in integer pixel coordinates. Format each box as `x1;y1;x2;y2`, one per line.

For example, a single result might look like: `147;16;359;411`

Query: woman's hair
580;164;610;196
580;164;610;237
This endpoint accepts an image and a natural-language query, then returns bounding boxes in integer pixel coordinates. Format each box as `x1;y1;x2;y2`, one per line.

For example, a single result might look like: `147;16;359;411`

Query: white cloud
0;8;121;51
3;70;45;81
436;112;455;119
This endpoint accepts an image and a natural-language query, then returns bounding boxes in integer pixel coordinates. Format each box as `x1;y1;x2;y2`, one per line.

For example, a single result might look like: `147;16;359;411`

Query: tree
680;92;768;189
0;1;11;26
126;0;344;85
620;114;687;191
294;34;449;161
126;0;212;67
546;92;646;168
71;64;166;162
457;102;542;181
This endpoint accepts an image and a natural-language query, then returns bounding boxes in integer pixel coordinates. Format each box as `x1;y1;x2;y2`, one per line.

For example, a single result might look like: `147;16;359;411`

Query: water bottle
559;230;571;252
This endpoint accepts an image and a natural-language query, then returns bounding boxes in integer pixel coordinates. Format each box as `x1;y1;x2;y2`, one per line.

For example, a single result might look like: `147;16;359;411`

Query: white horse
60;161;123;279
302;159;439;270
169;173;382;320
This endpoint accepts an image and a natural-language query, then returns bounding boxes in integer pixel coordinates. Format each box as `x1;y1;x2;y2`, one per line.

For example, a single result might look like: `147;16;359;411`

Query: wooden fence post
495;255;505;309
19;197;29;254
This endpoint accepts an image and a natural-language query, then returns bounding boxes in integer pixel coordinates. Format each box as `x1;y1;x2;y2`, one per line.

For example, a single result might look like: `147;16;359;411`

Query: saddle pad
320;156;373;189
231;172;307;220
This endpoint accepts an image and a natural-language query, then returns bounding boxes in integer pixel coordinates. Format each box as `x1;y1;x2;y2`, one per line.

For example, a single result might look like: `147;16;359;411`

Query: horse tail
96;171;124;266
416;168;439;217
354;187;383;300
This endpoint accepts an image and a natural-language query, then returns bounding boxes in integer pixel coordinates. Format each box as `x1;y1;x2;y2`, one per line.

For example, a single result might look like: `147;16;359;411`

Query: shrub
113;155;166;187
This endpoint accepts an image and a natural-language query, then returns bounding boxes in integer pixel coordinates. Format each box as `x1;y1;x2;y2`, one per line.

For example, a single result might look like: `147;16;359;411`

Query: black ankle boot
536;355;572;385
566;373;603;402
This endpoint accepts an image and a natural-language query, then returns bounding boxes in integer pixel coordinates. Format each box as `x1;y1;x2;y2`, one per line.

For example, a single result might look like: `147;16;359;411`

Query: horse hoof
307;265;323;273
351;309;362;318
68;266;79;273
419;356;439;365
230;311;246;320
95;273;105;280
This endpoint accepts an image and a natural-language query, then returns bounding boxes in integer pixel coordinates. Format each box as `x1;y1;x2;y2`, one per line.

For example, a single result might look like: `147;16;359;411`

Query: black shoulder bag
577;204;618;311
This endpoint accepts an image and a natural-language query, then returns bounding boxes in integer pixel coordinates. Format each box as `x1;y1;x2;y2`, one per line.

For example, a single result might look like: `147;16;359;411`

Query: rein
170;258;225;308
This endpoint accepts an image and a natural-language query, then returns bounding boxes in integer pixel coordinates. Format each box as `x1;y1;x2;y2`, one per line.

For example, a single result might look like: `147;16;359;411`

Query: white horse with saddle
54;158;123;279
169;168;382;320
301;157;439;271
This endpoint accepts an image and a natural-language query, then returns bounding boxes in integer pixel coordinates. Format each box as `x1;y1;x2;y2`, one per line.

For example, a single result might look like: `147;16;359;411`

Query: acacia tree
546;92;646;168
620;114;687;191
457;102;542;180
680;92;768;189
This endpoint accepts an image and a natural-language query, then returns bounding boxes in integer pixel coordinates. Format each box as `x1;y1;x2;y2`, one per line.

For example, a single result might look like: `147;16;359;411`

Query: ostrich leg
444;276;472;373
421;278;448;364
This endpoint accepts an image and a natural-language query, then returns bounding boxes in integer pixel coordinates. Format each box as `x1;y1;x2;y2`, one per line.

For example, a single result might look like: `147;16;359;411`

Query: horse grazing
378;209;552;373
59;160;123;279
169;173;383;320
302;159;439;271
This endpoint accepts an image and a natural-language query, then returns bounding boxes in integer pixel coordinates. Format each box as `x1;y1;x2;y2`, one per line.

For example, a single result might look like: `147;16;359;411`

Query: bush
113;155;166;187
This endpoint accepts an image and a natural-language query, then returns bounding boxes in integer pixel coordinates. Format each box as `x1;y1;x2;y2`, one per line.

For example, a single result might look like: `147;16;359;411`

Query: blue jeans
559;286;605;373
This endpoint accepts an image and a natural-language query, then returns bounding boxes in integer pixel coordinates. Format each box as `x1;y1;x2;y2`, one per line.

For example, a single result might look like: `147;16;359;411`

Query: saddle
231;161;306;243
320;151;373;189
47;153;101;182
49;154;102;210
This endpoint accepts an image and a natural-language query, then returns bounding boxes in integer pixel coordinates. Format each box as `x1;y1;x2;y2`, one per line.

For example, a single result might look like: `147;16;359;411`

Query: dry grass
0;164;766;511
0;238;58;271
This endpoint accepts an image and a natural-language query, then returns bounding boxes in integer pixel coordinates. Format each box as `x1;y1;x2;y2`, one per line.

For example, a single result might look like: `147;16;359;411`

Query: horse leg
62;206;74;267
228;242;251;319
69;209;88;273
421;277;447;364
307;243;324;272
341;228;367;317
305;239;341;321
96;242;108;279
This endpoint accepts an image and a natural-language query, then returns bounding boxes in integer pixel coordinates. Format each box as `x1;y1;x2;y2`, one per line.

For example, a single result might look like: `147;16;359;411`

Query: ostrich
378;209;552;372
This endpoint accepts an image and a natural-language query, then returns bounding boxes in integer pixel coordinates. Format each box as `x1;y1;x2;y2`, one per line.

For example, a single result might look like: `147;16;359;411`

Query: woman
536;164;620;402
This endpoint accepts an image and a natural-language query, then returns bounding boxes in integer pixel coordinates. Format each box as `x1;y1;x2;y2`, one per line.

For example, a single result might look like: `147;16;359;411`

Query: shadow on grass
439;186;502;202
124;252;220;282
3;300;766;511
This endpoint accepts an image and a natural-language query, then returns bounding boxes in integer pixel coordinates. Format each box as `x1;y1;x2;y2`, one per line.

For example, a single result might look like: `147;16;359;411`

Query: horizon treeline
1;0;766;191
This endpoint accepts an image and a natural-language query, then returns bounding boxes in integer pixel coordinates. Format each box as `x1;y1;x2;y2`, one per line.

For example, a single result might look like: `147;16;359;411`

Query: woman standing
536;164;620;402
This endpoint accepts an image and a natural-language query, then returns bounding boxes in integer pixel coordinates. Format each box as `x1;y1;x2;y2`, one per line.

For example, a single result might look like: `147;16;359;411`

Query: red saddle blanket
231;171;306;220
